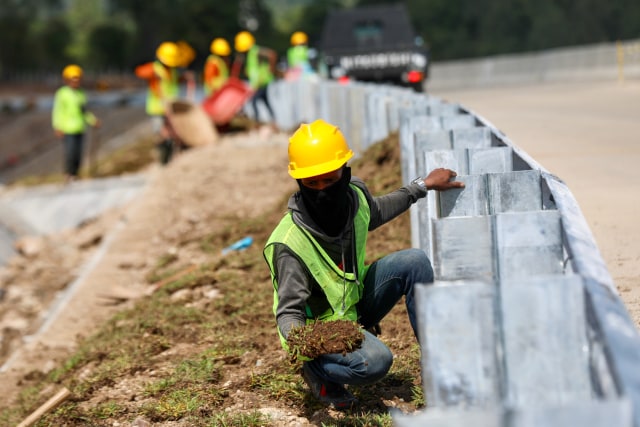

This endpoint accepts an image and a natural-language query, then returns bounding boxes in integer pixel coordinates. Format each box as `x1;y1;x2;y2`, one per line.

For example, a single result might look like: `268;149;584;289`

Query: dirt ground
0;125;297;388
1;79;638;425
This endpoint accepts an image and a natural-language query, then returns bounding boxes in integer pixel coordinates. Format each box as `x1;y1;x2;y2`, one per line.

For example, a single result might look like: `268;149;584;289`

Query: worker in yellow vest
52;64;100;183
135;41;193;164
234;30;277;130
204;38;231;96
286;31;313;80
264;119;463;409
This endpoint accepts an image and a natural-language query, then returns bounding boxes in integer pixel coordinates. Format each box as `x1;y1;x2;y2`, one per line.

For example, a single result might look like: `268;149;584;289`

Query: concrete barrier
428;39;640;91
267;74;640;426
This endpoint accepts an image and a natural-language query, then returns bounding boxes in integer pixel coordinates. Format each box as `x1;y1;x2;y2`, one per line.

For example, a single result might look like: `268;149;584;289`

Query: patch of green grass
320;412;393;427
250;371;304;401
89;401;127;419
142;389;206;420
207;410;271;427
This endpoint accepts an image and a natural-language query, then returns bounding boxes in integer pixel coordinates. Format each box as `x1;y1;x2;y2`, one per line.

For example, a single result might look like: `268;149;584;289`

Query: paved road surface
432;80;640;326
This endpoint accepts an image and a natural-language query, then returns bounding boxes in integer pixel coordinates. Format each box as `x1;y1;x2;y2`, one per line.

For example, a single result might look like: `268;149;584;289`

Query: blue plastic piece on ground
222;236;253;255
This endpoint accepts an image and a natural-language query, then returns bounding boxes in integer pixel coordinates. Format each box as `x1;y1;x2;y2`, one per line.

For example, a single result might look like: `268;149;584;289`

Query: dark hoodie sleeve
351;177;426;231
272;244;311;339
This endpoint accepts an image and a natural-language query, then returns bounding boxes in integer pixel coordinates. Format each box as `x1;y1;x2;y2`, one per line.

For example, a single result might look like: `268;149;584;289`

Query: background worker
234;30;277;130
134;41;193;165
52;64;100;183
203;38;231;97
286;31;312;79
263;119;464;409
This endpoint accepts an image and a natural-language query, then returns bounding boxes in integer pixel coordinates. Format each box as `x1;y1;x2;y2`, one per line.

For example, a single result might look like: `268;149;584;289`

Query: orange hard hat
288;119;353;179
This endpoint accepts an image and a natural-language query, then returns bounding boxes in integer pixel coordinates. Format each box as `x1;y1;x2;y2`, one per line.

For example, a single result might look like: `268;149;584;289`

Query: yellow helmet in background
288;119;353;179
62;64;83;80
210;38;231;56
290;31;308;46
156;41;182;67
176;40;196;67
234;31;255;53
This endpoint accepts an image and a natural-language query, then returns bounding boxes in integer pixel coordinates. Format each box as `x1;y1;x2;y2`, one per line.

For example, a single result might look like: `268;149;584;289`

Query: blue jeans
305;248;434;386
250;85;275;123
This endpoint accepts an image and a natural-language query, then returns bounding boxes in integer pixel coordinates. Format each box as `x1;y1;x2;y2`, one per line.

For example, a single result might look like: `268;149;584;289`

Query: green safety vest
263;185;371;352
287;45;309;68
51;86;97;134
245;45;274;89
146;60;179;116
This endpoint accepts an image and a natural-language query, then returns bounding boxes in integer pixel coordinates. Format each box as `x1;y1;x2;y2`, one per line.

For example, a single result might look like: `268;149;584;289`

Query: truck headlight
410;53;428;69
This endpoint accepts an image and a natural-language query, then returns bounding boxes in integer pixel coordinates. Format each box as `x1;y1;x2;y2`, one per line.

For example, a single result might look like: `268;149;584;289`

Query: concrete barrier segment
416;280;503;409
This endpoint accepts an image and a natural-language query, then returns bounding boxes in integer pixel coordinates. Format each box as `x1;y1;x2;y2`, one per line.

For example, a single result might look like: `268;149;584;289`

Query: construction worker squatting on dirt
263;119;464;409
52;64;100;183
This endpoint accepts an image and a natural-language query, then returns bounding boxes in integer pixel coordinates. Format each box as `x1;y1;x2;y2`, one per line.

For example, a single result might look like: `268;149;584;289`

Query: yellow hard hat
210;38;231;56
156;41;182;67
234;31;255;53
176;40;196;67
288;119;354;179
290;31;308;46
62;64;83;80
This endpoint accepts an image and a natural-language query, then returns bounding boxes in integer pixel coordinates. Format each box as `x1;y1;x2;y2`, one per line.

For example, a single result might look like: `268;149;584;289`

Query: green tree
33;18;72;71
88;24;133;69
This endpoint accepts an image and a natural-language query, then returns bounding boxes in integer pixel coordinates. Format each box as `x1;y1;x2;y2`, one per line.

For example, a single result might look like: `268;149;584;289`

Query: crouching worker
263;119;464;409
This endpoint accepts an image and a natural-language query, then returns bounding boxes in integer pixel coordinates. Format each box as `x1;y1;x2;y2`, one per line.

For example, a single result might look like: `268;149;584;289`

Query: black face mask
297;167;352;236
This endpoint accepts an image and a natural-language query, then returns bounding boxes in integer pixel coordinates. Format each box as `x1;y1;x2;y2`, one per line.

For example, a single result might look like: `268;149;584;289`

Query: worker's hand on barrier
424;168;464;191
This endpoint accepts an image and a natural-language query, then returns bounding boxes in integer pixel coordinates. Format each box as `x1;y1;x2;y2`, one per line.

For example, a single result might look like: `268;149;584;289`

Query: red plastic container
202;77;253;125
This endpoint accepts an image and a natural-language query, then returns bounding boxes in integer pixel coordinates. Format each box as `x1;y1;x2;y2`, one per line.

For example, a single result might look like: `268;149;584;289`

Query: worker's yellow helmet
156;41;182;67
234;31;255;53
176;40;196;67
290;31;308;46
62;64;83;80
288;119;353;179
210;38;231;56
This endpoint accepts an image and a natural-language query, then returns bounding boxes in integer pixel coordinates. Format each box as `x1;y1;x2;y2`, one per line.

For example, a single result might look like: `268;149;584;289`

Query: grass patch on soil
0;132;423;426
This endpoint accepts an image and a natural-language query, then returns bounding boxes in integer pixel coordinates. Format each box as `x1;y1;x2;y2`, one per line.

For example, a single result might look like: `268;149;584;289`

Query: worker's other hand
425;168;465;191
54;129;64;139
93;119;102;129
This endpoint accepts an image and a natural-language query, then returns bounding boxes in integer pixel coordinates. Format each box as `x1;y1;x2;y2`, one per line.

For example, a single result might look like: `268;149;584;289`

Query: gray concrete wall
428;39;640;91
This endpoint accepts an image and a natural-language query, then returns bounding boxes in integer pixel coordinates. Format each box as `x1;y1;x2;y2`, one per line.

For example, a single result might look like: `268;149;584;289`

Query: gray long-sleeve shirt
268;176;427;339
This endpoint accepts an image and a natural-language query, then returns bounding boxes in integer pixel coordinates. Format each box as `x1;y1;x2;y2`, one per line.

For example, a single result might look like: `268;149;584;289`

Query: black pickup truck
319;3;429;92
